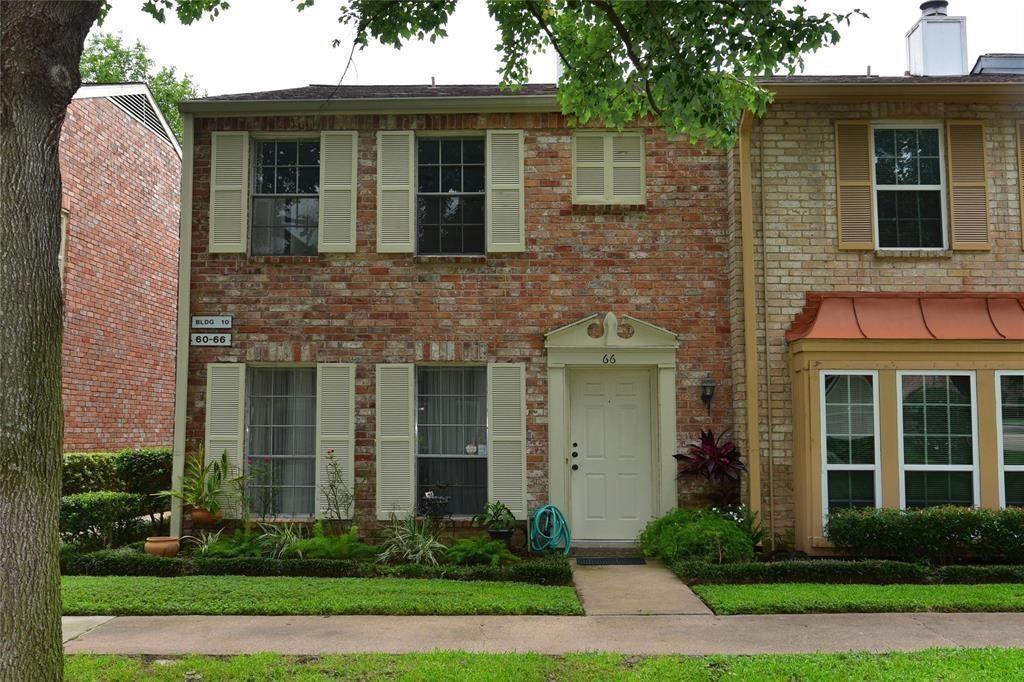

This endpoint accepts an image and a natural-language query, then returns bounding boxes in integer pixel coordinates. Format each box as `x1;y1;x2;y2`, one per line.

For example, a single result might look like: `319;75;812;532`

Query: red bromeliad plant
675;430;746;505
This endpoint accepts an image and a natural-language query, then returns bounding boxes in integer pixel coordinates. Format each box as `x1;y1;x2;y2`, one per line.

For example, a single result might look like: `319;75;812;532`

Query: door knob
571;464;579;471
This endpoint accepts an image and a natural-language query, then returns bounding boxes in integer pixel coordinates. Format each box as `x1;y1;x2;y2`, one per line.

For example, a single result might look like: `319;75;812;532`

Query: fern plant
445;535;519;567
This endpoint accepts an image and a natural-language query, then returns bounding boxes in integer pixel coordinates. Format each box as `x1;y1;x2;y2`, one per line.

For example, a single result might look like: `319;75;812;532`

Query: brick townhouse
171;85;733;540
169;2;1024;550
60;83;181;452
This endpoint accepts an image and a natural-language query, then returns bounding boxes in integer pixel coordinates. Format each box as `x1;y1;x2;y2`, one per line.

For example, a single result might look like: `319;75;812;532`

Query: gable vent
108;93;175;146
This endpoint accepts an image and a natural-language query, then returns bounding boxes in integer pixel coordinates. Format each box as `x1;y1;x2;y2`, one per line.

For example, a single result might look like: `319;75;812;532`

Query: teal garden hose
529;504;571;555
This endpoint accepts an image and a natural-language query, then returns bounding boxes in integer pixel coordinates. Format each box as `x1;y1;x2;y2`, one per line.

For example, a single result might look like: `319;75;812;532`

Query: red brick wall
186;113;732;522
59;96;180;451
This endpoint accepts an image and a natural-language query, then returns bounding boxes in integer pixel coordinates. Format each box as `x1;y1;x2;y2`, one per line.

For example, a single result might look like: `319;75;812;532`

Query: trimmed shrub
673;559;933;585
935;564;1024;584
63;453;122;496
640;509;753;564
826;506;1024;564
60;492;150;549
60;548;573;585
115;447;173;500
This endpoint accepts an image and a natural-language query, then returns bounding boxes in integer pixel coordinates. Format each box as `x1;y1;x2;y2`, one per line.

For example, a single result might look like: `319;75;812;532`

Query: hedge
62;447;172;499
672;559;1024;585
60;492;152;550
60;549;574;586
826;506;1024;564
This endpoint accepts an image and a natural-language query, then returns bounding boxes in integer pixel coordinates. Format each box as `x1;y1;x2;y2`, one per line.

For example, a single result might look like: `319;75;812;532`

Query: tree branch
523;0;573;72
587;0;662;115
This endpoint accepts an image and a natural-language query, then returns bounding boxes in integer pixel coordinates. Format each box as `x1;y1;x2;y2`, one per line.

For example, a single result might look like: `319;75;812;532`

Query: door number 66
602;354;616;364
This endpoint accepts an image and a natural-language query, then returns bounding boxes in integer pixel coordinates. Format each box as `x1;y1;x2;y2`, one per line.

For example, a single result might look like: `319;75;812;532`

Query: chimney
906;1;968;76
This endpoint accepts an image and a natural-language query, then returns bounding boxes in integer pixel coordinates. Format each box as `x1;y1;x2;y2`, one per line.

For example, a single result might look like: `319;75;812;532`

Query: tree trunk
1;2;100;679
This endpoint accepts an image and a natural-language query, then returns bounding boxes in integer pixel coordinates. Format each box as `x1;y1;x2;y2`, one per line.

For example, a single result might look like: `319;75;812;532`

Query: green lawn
65;649;1024;681
692;583;1024;615
61;575;582;616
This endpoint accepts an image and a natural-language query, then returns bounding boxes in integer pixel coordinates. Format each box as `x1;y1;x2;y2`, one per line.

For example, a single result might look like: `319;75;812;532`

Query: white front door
569;369;654;541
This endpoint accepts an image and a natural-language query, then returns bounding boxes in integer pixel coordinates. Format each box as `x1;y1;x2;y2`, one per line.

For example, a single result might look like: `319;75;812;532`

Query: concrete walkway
63;613;1024;655
572;558;712;615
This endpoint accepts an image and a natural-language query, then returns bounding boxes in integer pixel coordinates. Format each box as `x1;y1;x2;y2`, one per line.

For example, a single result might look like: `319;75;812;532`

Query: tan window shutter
319;131;358;253
375;363;415;519
316;363;356;520
947;121;990;250
834;122;874;250
205;363;246;517
572;133;607;202
610;133;644;203
487;362;527;520
376;131;415;253
209;131;249;253
485;130;525;253
1017;121;1024;249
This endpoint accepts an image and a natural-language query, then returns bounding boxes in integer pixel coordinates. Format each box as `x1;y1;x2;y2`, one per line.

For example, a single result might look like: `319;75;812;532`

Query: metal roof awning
786;293;1024;342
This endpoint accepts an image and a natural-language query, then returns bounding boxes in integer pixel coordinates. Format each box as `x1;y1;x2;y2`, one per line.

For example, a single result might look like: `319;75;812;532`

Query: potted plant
144;536;181;557
674;429;746;507
474;501;516;544
158;447;233;528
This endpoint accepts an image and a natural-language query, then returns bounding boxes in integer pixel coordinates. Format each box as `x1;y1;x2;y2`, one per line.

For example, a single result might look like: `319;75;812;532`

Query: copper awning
786;293;1024;342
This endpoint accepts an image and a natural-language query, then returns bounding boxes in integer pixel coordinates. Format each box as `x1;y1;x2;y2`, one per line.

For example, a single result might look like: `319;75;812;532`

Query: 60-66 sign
190;333;231;347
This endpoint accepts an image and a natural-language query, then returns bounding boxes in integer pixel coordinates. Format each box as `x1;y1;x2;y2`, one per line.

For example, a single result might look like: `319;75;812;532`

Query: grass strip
62;575;583;616
692;582;1024;615
66;648;1024;681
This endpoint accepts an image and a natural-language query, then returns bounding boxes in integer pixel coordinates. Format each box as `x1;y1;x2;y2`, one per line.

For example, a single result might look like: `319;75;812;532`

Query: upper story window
572;131;645;205
251;139;320;256
872;125;947;250
416;137;485;255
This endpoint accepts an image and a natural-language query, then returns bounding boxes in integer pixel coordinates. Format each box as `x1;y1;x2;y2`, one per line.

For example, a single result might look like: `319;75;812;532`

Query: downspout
169;113;194;538
737;112;763;522
757;119;777;549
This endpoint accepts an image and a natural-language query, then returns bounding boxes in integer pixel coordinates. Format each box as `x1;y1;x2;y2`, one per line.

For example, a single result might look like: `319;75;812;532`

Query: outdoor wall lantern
700;372;716;415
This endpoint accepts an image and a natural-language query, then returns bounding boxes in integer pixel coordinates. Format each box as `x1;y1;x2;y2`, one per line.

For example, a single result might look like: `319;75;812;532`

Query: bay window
822;372;879;517
998;372;1024;507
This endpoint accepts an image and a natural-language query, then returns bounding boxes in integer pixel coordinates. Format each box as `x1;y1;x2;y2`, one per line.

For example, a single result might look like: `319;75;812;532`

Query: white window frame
248;133;322;257
869;121;948;251
820;370;882;526
896;370;980;508
996;370;1024;508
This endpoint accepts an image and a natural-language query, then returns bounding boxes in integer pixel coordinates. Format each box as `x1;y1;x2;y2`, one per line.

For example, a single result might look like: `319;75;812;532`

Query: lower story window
416;366;487;516
900;372;976;508
246;366;316;517
999;373;1024;507
823;372;878;514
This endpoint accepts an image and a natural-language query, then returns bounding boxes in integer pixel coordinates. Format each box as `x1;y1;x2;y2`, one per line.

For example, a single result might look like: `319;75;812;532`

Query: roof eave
766;81;1024;103
180;93;561;116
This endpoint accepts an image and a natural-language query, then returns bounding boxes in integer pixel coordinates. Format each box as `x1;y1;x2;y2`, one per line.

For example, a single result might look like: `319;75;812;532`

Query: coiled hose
529;504;571;555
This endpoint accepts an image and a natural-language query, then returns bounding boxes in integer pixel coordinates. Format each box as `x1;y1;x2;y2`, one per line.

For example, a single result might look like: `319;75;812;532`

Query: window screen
823;373;877;511
1000;374;1024;507
246;367;316;517
416;138;485;255
873;127;944;249
251;139;319;255
416;366;487;515
901;373;975;508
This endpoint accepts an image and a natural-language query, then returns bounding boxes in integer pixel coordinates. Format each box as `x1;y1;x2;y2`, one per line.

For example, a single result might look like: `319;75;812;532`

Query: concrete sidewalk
63;613;1024;655
572;559;712;615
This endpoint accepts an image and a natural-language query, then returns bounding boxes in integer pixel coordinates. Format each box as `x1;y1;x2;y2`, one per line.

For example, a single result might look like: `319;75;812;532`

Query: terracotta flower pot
144;536;181;558
190;508;222;528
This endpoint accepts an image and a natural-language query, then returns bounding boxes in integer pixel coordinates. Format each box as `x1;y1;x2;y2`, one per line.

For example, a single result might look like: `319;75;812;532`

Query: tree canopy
80;32;202;141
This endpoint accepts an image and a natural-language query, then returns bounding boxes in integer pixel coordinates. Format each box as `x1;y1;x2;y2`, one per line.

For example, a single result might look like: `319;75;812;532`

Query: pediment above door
544;312;679;351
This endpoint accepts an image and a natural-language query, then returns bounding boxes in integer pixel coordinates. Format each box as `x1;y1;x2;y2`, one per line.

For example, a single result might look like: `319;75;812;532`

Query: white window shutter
376;131;415;252
319;131;358;253
487;362;527;520
610;133;644;202
573;133;606;202
375;363;415;519
486;130;525;253
209;131;249;253
316;363;356;519
205;363;246;517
